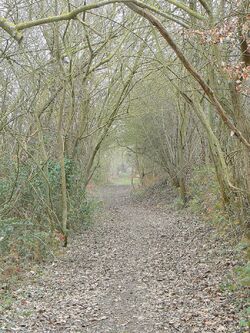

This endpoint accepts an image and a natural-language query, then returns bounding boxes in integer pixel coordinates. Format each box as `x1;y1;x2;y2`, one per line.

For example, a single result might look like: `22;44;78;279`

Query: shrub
0;157;96;264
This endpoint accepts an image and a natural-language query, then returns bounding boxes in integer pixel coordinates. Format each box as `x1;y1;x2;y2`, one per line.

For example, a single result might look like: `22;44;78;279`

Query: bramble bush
0;157;95;267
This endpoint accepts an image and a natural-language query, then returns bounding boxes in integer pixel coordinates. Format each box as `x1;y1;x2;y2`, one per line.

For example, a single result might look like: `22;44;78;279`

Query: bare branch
126;3;250;149
0;0;206;41
0;18;23;42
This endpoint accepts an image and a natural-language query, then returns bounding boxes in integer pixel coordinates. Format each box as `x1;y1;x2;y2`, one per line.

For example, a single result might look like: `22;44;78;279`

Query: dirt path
1;186;243;332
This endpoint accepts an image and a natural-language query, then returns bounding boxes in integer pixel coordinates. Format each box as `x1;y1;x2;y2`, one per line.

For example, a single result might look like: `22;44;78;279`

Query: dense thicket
0;0;249;261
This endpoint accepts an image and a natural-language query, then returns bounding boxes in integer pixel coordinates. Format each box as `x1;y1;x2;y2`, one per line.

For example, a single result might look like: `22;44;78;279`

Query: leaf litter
0;185;246;332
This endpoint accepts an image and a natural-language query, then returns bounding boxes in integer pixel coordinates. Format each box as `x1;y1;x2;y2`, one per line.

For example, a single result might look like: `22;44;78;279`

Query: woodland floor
0;185;246;332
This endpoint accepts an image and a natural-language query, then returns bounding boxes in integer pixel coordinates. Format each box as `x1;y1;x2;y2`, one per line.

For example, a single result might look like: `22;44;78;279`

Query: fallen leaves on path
0;185;245;332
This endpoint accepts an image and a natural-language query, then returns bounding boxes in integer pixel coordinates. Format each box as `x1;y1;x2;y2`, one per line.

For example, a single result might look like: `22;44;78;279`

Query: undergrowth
188;165;250;329
0;157;97;287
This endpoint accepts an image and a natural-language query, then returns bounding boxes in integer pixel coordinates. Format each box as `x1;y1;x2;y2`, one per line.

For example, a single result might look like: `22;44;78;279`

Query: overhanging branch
0;0;206;41
125;3;250;150
0;18;23;42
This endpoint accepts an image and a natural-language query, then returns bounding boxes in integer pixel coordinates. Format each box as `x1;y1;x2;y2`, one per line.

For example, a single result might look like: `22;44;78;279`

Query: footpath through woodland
1;185;243;332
